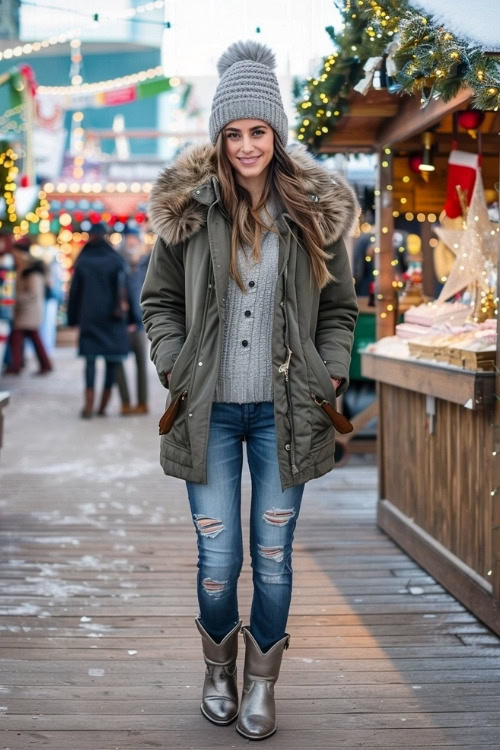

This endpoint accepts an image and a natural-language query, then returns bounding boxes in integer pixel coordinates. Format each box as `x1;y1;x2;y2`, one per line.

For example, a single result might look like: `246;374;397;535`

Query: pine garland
295;0;500;150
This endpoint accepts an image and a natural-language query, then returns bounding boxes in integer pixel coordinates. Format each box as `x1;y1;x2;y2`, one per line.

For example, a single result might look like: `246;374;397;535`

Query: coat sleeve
315;237;358;396
66;265;82;327
140;237;185;388
126;273;143;326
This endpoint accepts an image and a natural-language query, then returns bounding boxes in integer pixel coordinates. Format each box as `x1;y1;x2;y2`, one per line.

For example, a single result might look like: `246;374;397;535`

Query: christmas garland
295;0;500;150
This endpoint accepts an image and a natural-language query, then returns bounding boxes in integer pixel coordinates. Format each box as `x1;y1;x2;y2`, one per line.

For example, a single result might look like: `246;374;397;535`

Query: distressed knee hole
193;514;224;538
258;544;285;563
262;507;295;527
202;577;228;595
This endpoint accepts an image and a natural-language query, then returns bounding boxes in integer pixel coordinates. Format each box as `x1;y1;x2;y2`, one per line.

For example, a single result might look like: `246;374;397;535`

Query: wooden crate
448;348;496;372
408;341;445;363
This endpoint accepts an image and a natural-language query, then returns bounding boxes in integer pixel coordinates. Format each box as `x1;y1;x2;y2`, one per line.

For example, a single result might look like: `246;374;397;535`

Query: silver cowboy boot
236;626;290;740
195;618;241;725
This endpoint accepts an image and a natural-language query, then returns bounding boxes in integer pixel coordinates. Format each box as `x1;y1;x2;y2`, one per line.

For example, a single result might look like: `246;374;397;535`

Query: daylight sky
20;0;343;77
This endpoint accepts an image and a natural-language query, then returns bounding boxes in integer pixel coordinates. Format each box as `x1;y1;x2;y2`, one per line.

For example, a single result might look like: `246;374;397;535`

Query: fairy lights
295;0;500;148
0;2;166;62
43;182;152;194
0;149;19;226
37;66;170;95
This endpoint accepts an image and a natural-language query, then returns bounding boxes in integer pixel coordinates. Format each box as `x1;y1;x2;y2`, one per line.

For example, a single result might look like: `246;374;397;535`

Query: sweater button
241;340;248;347
248;280;255;288
244;310;251;317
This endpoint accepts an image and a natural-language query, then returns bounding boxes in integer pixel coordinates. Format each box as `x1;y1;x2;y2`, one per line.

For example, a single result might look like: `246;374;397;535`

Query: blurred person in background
5;238;53;376
0;231;16;372
67;223;139;419
353;232;375;296
41;249;64;354
116;227;151;415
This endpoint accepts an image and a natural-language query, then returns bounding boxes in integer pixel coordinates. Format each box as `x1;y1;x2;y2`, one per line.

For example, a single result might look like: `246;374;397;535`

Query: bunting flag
68;76;175;110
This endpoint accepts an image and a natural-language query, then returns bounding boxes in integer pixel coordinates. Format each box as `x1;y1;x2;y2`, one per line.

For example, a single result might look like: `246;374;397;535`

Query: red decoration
19;65;37;97
19;174;29;187
457;110;484;131
117;215;129;224
408;153;422;174
442;150;479;219
134;212;146;223
89;211;101;224
73;210;85;222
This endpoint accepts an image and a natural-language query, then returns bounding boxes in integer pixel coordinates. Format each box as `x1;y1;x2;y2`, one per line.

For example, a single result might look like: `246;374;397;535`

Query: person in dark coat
115;228;151;415
67;223;138;418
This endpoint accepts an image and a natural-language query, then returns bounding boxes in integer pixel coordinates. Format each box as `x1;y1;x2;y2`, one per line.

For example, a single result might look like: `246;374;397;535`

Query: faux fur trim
148;142;359;247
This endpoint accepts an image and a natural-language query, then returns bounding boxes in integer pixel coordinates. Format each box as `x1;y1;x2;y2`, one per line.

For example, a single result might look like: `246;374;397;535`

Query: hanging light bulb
419;131;435;173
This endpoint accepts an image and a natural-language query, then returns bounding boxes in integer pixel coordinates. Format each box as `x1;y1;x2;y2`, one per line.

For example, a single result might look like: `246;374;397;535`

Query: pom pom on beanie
216;40;277;77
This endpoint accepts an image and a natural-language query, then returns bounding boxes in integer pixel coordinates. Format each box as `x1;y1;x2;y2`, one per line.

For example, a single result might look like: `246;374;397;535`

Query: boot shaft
195;618;241;666
241;627;289;688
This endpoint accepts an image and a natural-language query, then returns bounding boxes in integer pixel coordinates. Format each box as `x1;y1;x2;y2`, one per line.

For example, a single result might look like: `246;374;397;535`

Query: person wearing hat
67;223;139;418
142;41;358;739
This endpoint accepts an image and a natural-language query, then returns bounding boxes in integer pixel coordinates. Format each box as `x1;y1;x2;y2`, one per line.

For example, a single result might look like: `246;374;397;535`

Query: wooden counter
361;351;500;635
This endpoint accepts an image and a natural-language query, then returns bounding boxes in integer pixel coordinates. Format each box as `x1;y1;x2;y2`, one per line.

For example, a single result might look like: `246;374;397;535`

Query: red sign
102;86;137;107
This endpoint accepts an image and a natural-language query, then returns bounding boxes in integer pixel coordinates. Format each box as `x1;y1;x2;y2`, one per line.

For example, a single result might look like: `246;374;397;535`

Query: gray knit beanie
209;40;288;146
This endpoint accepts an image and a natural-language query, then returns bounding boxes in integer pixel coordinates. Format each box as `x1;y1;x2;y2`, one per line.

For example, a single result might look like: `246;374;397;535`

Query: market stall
360;96;500;634
296;1;500;633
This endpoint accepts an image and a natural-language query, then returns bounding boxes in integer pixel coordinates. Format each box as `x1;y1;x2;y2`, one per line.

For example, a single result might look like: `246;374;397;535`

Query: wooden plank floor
1;350;500;749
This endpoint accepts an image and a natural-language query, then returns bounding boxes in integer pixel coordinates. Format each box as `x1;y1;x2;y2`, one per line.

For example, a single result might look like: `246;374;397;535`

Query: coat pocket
311;393;353;434
159;390;188;435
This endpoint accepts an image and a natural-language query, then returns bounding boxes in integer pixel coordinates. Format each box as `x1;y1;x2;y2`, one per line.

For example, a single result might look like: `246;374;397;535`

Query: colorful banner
62;77;173;110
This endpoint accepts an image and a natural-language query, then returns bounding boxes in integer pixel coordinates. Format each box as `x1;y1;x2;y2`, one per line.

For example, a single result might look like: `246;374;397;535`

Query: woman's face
223;119;274;179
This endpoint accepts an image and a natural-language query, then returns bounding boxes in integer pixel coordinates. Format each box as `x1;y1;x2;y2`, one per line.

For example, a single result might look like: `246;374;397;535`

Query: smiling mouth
238;156;261;165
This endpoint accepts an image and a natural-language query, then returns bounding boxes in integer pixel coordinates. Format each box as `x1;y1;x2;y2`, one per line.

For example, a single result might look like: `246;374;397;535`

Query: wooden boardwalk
1;351;500;749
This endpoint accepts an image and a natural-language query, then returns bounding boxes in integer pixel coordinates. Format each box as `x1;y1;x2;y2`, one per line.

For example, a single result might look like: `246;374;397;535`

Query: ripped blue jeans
187;402;304;652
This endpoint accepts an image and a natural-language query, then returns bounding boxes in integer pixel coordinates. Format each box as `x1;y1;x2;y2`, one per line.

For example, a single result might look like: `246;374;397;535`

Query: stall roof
412;0;500;50
319;86;500;155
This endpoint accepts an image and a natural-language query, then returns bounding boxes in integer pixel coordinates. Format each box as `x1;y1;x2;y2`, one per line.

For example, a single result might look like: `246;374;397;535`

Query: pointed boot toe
201;691;238;725
236;706;276;740
196;618;241;726
236;627;289;740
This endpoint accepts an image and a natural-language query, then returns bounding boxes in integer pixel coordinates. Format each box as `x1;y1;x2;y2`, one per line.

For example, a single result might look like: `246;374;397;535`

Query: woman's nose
240;137;255;153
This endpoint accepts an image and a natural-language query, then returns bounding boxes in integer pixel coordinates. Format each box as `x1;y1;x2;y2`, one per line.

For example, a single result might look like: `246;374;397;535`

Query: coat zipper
279;265;299;475
188;266;213;404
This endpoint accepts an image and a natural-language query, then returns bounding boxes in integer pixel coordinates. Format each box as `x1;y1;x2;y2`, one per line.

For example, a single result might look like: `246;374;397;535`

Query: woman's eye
253;130;264;136
227;133;239;139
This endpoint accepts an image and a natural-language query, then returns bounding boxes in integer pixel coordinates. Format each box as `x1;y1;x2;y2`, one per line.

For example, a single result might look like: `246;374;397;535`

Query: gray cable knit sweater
214;212;279;404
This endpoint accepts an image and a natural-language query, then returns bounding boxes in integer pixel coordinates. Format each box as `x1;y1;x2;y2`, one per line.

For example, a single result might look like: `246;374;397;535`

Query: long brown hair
215;131;333;290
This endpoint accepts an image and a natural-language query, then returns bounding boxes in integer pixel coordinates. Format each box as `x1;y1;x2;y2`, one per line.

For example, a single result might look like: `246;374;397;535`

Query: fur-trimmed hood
148;142;359;247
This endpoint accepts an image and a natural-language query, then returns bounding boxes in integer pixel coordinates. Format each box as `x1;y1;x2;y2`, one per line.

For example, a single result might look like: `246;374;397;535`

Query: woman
67;223;134;418
6;242;53;375
142;40;358;740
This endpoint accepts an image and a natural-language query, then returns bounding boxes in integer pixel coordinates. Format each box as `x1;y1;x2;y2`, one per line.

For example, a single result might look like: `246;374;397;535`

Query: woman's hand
331;377;343;393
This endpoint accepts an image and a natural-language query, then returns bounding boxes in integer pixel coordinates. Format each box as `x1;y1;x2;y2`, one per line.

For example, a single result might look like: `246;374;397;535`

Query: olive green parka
141;143;359;490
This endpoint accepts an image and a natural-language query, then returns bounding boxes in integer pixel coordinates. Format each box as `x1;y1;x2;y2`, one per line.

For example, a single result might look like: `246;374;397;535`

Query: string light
0;2;166;62
43;181;152;194
37;66;172;95
0;149;19;229
295;0;500;144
